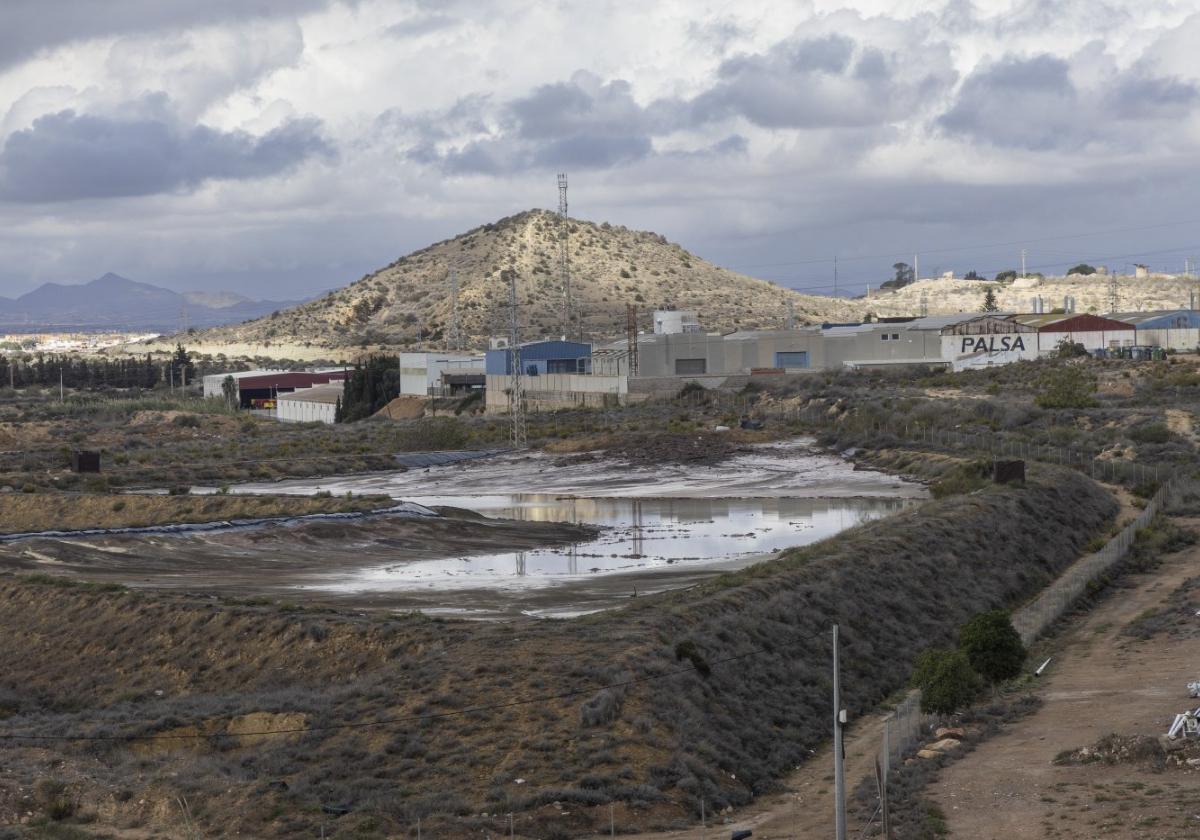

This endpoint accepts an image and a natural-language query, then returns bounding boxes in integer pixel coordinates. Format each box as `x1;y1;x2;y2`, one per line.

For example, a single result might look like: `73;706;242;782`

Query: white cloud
2;0;1200;298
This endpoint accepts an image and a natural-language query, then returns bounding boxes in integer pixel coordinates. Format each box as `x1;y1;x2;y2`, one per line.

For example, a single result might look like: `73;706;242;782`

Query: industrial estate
2;194;1200;840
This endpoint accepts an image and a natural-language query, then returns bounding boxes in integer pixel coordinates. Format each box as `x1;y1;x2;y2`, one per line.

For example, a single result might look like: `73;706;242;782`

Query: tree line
334;355;399;422
0;345;196;390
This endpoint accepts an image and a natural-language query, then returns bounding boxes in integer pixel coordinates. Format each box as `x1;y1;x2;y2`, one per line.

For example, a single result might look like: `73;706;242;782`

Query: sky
3;0;1200;301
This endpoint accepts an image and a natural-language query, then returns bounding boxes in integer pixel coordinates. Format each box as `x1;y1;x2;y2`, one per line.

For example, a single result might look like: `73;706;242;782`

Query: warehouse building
1110;310;1200;350
1011;313;1136;353
485;340;618;412
399;351;485;397
276;383;343;424
201;369;349;409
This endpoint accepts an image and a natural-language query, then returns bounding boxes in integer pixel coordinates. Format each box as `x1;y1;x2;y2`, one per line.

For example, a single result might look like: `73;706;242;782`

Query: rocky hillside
865;273;1199;318
194;210;861;350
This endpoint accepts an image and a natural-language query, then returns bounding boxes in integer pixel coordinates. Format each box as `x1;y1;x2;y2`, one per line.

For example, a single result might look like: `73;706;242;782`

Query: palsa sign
960;335;1026;353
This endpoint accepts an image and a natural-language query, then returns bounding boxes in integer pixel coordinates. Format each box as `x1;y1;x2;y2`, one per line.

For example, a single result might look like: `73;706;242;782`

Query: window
547;358;581;374
881;334;890;341
775;351;809;369
675;358;707;375
892;333;900;340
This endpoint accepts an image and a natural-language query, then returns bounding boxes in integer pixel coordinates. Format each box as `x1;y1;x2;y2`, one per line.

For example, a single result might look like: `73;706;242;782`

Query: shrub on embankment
601;468;1115;814
0;469;1116;837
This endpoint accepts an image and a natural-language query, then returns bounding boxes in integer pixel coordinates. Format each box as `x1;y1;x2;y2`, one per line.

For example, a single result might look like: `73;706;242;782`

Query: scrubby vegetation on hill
193;209;860;350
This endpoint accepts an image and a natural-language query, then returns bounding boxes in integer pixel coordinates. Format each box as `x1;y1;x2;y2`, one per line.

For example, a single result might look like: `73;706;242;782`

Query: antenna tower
1108;272;1119;314
557;173;572;333
505;270;527;449
785;299;796;329
447;266;463;350
919;289;929;318
626;304;639;378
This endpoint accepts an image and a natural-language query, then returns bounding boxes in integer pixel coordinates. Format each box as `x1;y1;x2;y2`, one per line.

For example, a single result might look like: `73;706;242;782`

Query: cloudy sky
3;0;1200;301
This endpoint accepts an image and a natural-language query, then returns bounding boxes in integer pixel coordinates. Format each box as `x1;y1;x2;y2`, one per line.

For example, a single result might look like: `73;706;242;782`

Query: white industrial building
276;383;343;424
399;351;486;397
653;310;701;335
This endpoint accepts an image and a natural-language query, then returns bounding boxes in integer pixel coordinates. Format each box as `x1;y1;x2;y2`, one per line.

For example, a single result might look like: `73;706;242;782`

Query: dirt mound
1054;732;1200;770
374;396;426;420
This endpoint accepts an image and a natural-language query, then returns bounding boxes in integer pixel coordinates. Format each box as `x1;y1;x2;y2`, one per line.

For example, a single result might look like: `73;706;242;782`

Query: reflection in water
325;493;911;592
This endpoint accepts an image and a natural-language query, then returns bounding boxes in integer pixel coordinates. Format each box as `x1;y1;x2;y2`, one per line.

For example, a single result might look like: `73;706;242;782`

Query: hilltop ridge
192;210;862;351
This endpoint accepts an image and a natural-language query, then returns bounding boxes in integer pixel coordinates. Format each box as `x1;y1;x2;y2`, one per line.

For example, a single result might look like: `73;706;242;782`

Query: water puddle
314;493;910;592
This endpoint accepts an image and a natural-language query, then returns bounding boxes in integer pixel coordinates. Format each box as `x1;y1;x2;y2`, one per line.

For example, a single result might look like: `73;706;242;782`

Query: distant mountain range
0;273;307;333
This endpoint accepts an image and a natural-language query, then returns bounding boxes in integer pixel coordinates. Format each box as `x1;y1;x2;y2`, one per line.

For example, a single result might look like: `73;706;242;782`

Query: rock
926;738;962;753
917;749;942;760
713;425;731;432
1186;758;1200;768
935;727;966;740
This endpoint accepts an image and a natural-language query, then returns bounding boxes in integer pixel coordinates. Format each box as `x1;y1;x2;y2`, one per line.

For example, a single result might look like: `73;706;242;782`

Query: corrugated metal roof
903;313;1013;330
1110;309;1200;327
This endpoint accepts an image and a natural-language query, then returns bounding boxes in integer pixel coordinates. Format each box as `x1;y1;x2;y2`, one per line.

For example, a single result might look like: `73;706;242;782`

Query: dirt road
928;517;1200;839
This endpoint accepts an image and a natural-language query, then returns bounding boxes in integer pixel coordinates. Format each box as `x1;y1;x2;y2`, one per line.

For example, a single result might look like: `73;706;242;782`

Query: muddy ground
0;510;596;609
924;517;1200;839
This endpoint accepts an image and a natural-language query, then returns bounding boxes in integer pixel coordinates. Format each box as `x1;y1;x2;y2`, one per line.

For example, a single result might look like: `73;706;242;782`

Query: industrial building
201;369;349;409
276;383;343;424
484;340;592;376
484;340;615;412
399;351;485;397
1110;310;1200;350
1011;313;1136;353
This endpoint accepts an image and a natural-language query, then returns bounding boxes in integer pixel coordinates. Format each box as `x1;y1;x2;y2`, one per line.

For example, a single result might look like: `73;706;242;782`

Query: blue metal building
1111;309;1200;350
485;340;592;376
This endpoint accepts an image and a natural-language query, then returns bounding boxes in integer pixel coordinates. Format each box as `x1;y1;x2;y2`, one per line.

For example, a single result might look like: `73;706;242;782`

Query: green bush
1035;366;1098;409
958;610;1026;684
911;648;981;715
1128;423;1171;445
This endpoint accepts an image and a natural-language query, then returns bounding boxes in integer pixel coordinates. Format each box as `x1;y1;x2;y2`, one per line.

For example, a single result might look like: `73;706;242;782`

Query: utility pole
626;303;639;378
913;254;919;285
785;299;796;330
833;624;847;840
919;289;928;318
557;173;572;335
59;368;64;403
833;255;839;297
1020;248;1027;278
505;270;527;449
447;266;463;351
1108;273;1119;314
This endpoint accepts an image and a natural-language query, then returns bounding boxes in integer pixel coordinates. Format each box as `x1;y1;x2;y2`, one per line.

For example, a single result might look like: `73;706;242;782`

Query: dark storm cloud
938;53;1200;150
434;74;658;174
0;0;344;70
1109;72;1199;118
0;108;334;202
685;34;951;129
937;55;1080;150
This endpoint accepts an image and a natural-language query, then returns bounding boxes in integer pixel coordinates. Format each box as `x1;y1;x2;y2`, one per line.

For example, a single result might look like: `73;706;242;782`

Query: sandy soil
927;517;1200;839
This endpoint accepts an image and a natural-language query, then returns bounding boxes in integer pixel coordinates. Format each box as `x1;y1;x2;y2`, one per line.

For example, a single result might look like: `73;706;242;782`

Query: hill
0;273;301;333
863;272;1199;318
192;210;861;351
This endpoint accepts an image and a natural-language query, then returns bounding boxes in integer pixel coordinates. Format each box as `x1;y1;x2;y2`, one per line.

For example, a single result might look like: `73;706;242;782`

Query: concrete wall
485;373;627;413
1037;328;1136;352
277;397;337;424
1134;328;1200;350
